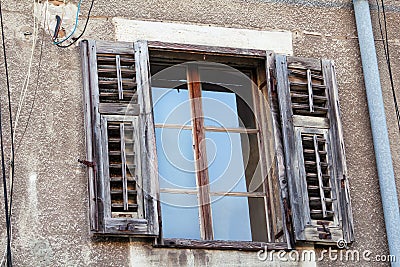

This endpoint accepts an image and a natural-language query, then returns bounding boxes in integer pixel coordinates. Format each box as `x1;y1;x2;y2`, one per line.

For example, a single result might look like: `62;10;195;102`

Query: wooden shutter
275;55;354;244
80;40;159;236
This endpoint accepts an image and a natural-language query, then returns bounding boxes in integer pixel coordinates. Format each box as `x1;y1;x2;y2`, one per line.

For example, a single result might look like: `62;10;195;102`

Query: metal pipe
353;0;400;264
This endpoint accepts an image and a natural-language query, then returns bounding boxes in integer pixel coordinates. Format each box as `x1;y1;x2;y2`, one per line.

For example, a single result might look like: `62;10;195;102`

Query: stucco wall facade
0;0;398;266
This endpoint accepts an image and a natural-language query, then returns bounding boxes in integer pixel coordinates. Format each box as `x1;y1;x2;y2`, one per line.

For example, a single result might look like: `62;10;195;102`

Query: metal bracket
78;159;96;168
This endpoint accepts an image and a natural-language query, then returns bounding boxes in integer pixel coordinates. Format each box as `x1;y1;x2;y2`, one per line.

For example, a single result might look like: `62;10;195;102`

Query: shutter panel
80;40;159;236
275;55;354;244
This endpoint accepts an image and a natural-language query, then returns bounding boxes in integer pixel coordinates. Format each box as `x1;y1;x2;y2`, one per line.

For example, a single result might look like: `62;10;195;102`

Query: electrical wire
13;4;39;141
16;28;45;153
375;0;400;133
0;0;44;265
0;0;13;265
8;15;39;260
0;0;93;263
53;0;82;45
56;0;95;48
45;0;56;40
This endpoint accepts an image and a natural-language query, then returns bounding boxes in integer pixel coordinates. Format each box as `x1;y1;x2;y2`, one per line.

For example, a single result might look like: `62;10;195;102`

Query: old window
151;58;279;247
80;40;354;249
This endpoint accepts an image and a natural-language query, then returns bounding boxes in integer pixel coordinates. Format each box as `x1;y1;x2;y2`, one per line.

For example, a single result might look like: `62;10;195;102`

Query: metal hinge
78;159;96;168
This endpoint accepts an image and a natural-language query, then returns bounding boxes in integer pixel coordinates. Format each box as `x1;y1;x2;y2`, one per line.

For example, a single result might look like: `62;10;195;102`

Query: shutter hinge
78;159;96;168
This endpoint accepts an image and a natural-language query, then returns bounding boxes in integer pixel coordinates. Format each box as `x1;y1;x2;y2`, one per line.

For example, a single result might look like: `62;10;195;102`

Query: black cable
375;0;388;57
56;0;95;48
0;0;12;265
53;15;62;40
376;0;400;133
16;28;45;153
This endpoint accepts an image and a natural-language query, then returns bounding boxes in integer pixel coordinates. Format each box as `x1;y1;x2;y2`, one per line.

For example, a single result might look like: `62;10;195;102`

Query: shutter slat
98;68;135;79
111;203;139;209
97;55;135;64
289;69;324;80
108;150;135;156
98;80;137;88
111;176;135;181
111;189;137;195
291;93;327;102
287;56;322;71
290;82;326;90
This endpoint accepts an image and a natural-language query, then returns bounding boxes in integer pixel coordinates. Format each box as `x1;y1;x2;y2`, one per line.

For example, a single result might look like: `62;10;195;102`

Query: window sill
154;238;289;251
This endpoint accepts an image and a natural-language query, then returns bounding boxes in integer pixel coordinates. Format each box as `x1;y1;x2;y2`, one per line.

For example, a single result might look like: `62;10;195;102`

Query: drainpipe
353;0;400;263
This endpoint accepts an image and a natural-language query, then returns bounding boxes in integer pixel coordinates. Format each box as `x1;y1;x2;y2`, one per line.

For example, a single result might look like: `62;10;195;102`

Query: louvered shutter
81;40;159;236
275;55;354;244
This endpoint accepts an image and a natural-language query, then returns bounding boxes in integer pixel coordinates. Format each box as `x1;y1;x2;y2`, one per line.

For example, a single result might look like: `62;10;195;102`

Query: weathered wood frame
266;52;294;248
80;40;159;236
148;42;291;250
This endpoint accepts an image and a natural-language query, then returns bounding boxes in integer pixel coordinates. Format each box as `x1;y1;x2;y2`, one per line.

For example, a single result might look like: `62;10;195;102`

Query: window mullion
187;63;214;240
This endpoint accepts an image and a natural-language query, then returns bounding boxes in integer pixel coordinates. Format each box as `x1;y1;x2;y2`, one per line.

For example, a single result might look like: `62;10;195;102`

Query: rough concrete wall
0;0;397;266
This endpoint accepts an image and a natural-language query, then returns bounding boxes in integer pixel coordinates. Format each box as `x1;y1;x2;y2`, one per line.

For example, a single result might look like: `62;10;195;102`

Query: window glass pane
211;196;251;241
151;64;191;125
156;128;196;189
202;89;239;128
200;66;256;129
206;132;263;193
160;193;201;239
152;87;191;125
211;196;268;242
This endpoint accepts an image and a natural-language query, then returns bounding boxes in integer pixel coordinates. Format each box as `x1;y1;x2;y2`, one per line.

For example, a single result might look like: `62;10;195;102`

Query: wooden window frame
147;42;292;250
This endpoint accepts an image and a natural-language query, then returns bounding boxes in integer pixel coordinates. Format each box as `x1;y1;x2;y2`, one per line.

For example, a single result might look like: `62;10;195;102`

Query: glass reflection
211;196;251;241
161;193;201;239
152;87;191;125
211;196;268;242
156;128;196;190
200;66;256;129
206;132;263;193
